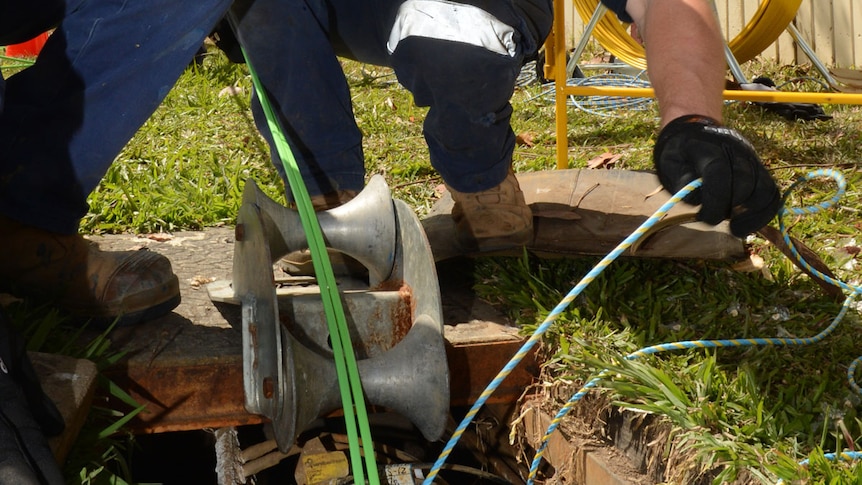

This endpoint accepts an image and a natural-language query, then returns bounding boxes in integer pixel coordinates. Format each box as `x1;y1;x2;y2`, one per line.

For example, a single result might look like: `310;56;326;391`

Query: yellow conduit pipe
572;0;803;70
552;0;831;168
565;85;862;105
552;80;862;168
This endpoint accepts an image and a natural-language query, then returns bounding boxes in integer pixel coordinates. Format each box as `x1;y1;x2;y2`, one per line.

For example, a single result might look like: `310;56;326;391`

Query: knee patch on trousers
387;0;519;58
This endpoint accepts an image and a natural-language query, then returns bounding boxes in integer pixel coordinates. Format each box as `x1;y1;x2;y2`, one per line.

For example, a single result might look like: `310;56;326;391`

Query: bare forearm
625;0;726;126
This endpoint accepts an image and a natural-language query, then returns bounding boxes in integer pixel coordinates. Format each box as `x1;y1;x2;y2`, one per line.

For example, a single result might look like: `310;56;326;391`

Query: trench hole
124;403;560;484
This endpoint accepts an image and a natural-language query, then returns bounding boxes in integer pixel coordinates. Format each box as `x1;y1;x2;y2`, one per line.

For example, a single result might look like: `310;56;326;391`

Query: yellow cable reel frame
573;0;802;71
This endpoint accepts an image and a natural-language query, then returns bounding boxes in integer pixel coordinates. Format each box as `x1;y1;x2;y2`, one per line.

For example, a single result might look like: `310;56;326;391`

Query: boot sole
458;226;534;254
66;275;182;330
68;293;182;330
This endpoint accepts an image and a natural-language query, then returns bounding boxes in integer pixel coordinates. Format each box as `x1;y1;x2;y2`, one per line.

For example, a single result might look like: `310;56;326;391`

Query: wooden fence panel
561;0;862;69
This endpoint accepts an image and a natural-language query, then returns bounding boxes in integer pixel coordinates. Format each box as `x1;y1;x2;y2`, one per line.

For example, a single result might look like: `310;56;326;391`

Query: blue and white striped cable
423;169;859;484
526;169;860;483
422;178;703;485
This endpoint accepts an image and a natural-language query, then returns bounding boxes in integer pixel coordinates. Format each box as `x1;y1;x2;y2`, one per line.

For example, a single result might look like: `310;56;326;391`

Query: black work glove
653;115;781;237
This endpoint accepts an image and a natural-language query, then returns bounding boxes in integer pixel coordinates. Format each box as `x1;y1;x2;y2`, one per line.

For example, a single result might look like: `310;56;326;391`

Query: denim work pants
0;0;231;234
231;0;551;202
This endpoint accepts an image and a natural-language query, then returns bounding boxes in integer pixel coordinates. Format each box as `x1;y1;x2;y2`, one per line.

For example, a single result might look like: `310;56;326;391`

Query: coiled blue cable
775;451;862;484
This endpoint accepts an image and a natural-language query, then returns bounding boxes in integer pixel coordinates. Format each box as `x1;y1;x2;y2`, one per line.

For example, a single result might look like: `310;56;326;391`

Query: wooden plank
834;0;854;67
795;0;816;66
849;0;862;66
775;22;797;65
812;0;835;66
519;399;654;484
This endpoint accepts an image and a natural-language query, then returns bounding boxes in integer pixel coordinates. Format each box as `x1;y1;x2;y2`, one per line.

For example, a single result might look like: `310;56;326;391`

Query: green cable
236;44;380;484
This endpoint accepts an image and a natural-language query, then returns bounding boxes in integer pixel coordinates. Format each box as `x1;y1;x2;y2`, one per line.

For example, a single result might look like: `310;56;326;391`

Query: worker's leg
386;0;552;250
231;0;379;202
0;0;231;326
386;0;551;192
0;0;232;232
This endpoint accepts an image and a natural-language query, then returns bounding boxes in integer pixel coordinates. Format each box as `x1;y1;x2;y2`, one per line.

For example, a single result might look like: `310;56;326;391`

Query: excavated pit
44;227;671;484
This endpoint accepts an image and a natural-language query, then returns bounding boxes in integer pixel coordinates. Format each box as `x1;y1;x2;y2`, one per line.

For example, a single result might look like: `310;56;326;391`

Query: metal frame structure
545;0;862;169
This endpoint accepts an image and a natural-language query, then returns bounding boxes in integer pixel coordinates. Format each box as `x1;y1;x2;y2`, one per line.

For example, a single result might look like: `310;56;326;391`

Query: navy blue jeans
1;0;550;233
232;0;551;202
0;0;231;234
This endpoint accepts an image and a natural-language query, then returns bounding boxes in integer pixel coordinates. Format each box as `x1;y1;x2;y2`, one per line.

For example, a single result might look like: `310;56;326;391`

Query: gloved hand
653;115;781;237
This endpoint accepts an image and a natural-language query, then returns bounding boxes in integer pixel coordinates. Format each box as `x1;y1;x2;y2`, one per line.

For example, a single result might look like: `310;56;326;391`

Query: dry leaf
385;97;397;110
731;253;764;273
516;132;535;147
589;53;612;64
0;293;23;307
189;275;217;289
219;86;243;97
586;152;622;169
146;233;174;242
644;186;665;199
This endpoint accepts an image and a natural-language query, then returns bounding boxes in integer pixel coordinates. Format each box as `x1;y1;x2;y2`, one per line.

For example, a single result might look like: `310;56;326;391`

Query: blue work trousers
0;0;231;234
1;0;549;233
232;0;550;201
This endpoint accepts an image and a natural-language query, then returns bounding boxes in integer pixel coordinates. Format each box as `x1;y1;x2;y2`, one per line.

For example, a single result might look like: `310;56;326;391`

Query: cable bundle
564;72;654;116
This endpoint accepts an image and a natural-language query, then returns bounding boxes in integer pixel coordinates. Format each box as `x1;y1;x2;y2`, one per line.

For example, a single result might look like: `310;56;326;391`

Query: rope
527;298;856;482
572;0;802;70
775;451;862;484
524;169;860;483
564;73;653;116
530;73;655;117
423;169;859;483
422;178;704;485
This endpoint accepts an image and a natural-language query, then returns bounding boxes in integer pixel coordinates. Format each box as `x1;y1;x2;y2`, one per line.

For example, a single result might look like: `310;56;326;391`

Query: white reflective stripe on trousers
387;0;518;57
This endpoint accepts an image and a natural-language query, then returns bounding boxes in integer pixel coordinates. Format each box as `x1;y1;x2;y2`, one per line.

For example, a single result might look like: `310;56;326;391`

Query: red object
5;32;50;58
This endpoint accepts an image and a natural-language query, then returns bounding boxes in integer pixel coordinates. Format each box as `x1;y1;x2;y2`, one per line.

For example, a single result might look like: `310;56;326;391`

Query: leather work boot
280;190;363;276
446;168;534;252
306;190;358;212
0;215;181;328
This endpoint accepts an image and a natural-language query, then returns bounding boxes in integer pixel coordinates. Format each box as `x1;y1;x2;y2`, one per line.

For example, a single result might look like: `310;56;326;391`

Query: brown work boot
0;215;180;328
308;190;358;212
446;168;534;252
279;190;364;276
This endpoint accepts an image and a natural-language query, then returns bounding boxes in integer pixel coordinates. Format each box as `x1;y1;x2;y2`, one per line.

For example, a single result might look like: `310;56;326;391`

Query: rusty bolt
262;376;274;399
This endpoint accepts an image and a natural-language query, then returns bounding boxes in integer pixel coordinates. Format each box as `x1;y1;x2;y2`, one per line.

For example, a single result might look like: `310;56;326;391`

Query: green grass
4;44;862;483
472;58;862;482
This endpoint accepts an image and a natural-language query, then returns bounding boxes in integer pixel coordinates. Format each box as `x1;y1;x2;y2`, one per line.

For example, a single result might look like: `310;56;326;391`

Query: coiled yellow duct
573;0;802;70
